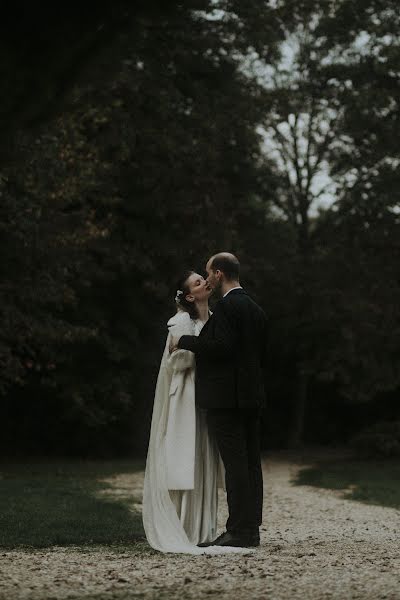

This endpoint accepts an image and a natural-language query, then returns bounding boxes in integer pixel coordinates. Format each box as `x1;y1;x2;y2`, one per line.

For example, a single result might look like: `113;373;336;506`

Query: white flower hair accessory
175;289;184;303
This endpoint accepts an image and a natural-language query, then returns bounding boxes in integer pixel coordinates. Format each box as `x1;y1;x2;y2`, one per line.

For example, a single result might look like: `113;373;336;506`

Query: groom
172;252;268;547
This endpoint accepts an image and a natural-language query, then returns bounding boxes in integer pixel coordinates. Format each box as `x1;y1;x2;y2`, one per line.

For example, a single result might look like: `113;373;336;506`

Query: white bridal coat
142;310;251;555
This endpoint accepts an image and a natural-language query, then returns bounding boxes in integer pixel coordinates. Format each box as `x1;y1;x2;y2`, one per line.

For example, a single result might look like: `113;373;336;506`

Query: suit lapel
199;314;213;337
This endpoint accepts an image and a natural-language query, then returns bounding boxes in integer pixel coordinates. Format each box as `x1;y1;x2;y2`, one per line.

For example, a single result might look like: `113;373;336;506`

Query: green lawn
0;459;146;549
294;458;400;510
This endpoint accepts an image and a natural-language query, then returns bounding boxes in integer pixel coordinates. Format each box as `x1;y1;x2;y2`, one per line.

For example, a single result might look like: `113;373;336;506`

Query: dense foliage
1;1;399;455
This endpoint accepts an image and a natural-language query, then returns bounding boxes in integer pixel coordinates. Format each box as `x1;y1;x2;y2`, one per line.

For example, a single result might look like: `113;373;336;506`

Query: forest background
1;0;399;458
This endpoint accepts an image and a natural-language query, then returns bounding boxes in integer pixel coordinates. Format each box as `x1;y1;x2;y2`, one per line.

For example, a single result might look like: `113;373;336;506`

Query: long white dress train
142;311;253;555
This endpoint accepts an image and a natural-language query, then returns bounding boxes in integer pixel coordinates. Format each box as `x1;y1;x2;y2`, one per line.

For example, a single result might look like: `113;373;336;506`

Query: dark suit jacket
178;288;268;410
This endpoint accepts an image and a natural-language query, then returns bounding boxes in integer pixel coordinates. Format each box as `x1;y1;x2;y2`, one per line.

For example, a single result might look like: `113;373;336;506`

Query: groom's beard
212;283;223;299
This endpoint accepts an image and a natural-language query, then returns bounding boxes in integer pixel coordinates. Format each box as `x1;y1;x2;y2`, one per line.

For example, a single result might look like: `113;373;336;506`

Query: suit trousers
206;408;263;535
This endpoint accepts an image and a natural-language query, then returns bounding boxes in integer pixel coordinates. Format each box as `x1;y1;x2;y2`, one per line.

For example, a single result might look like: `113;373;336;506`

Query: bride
142;270;250;555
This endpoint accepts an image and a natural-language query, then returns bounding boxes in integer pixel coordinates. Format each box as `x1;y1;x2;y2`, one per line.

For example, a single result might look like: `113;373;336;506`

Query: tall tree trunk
288;367;309;448
289;208;312;448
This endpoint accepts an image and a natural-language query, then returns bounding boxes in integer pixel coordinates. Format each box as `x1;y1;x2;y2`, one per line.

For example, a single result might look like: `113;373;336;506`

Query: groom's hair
209;252;240;281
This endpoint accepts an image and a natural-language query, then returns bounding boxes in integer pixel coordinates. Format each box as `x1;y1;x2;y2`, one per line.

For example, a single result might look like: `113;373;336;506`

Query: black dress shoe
198;531;260;548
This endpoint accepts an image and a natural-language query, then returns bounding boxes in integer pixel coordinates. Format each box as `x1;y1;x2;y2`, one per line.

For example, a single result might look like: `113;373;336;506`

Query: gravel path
1;456;400;600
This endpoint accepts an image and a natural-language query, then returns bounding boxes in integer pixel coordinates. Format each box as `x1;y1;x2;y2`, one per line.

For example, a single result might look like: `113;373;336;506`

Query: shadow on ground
293;458;400;510
0;459;145;548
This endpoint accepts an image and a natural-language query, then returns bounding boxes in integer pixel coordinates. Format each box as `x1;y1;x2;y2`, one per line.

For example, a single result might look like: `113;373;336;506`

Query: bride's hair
174;270;199;320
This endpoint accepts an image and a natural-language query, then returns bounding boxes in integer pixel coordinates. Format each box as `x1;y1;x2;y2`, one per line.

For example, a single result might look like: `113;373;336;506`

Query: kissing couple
143;252;268;554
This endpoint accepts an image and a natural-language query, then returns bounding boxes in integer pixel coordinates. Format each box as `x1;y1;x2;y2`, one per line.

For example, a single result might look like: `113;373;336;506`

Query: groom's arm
177;302;237;359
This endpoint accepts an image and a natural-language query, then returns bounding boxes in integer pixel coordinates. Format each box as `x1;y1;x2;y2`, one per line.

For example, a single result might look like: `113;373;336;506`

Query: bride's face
185;272;212;304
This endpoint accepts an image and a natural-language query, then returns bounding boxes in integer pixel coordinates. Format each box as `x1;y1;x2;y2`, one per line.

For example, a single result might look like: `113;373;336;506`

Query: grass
294;458;400;510
0;458;146;549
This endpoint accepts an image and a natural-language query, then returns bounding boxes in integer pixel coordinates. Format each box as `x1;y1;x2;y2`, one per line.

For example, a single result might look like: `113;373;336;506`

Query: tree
243;0;400;445
0;2;286;455
245;16;342;445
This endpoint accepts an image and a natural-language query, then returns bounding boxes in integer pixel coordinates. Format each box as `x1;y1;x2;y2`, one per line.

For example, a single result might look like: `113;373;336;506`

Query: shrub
352;420;400;458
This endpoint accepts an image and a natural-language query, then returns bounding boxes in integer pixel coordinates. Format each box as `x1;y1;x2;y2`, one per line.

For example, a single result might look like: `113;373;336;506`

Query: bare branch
269;122;296;165
289;113;305;199
304;99;316;200
309;121;335;177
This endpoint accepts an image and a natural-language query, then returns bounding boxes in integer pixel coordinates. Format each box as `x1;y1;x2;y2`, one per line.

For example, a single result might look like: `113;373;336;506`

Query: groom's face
205;259;222;291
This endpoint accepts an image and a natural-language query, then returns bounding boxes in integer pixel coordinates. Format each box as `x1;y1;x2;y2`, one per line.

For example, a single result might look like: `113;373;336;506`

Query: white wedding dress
142;310;252;555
